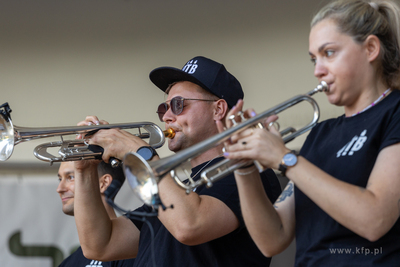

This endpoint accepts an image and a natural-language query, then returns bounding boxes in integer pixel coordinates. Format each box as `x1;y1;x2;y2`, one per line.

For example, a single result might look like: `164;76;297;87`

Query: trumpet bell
0;112;15;161
123;152;160;206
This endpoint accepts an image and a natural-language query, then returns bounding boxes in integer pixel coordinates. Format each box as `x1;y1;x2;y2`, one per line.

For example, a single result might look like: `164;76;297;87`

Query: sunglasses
156;96;216;122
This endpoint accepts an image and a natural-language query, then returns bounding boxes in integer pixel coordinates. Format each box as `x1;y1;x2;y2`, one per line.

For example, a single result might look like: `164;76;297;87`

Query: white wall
0;0;343;163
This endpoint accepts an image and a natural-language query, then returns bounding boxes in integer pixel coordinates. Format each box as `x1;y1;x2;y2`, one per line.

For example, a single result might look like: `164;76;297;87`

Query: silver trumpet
123;82;329;206
0;102;175;164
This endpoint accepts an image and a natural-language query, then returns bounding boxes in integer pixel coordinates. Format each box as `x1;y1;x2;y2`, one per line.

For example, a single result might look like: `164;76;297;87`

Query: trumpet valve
238;111;247;122
229;111;247;126
229;115;238;126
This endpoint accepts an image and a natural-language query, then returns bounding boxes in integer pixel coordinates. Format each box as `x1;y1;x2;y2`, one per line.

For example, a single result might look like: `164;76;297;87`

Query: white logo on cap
182;60;198;74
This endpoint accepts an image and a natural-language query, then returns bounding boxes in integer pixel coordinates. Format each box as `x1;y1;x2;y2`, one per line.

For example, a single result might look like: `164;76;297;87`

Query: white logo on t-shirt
182;60;198;74
86;260;103;267
336;129;368;158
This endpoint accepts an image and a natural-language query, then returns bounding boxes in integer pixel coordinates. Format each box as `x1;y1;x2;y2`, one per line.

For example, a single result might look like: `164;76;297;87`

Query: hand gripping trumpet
0;102;175;164
123;81;329;206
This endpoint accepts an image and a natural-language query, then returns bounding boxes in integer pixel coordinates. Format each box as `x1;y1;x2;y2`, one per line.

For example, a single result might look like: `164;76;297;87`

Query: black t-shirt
130;157;282;267
296;89;400;266
58;246;135;267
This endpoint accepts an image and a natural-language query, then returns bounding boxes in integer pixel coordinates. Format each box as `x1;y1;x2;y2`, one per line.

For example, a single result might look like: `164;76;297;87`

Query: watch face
137;147;153;161
283;153;297;167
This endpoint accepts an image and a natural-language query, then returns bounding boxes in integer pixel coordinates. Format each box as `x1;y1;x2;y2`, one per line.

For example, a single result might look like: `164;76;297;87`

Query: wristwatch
278;151;298;176
136;146;158;161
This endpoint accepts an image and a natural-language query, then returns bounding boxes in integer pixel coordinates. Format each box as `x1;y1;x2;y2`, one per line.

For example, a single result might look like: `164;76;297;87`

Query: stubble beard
62;202;74;216
168;133;191;153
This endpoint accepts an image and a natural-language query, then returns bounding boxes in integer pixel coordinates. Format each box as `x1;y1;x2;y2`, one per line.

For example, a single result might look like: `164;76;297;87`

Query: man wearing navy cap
72;56;281;266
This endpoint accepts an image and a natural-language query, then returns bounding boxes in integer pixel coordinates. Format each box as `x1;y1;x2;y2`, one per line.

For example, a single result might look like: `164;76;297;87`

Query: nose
314;59;328;79
162;105;176;123
57;179;66;194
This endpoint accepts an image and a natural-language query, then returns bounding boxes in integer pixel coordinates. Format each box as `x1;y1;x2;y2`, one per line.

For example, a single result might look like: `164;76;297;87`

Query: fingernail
232;105;236;110
88;122;93;126
95;121;100;125
251;111;256;117
223;152;229;157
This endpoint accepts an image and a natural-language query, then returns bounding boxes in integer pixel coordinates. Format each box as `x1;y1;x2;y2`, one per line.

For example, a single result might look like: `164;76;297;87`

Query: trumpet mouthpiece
163;128;175;139
319;81;329;92
307;81;329;96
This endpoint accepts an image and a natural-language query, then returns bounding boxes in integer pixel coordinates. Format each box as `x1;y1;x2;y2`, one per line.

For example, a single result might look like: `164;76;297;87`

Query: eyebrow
58;171;75;177
309;42;335;56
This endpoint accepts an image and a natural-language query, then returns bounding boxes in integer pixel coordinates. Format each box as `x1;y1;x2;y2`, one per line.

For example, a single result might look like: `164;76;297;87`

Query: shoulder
374;89;400;119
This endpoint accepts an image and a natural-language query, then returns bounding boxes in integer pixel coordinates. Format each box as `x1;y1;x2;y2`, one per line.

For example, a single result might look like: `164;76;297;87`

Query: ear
99;174;113;194
213;99;229;121
365;35;381;62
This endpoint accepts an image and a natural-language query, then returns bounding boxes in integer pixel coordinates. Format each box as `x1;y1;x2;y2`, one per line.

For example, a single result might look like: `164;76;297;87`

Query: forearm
74;166;113;255
287;156;397;241
235;169;294;256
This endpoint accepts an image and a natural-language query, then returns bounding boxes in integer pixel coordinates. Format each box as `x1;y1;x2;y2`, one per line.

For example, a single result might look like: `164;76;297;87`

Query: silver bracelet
234;166;258;176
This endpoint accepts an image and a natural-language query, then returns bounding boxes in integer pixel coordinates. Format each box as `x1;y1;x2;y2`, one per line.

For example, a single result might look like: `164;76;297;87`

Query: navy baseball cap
149;56;244;108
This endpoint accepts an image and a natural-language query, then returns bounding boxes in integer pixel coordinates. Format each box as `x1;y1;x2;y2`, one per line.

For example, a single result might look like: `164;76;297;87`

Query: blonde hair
312;0;400;89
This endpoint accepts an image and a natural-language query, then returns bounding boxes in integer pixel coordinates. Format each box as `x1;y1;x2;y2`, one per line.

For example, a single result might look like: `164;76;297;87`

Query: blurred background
0;0;343;266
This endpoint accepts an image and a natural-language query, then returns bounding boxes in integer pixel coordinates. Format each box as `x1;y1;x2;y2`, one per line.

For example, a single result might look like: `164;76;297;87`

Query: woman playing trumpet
220;0;400;265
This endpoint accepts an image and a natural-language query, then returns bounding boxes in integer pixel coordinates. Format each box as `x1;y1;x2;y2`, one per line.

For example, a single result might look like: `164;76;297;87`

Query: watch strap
278;163;288;177
136;146;158;161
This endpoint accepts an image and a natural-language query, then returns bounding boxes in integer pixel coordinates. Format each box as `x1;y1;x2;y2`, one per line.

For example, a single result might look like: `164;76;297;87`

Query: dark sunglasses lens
156;103;167;122
171;98;184;115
